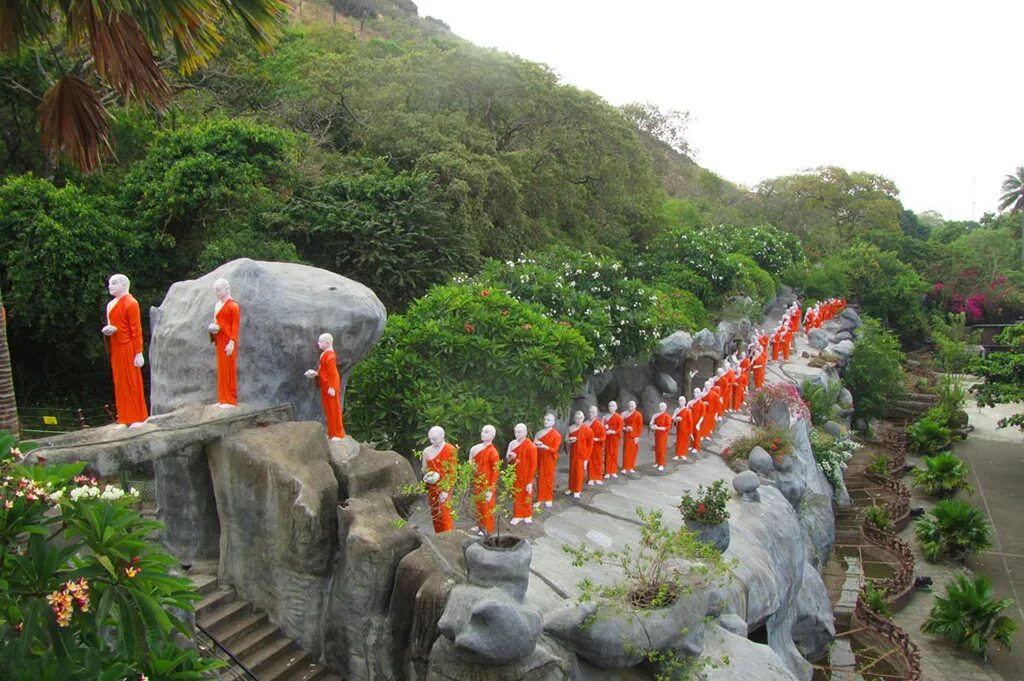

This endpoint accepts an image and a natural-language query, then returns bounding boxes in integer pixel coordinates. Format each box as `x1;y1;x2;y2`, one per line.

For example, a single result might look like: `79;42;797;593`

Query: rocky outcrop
150;259;386;421
208;421;338;655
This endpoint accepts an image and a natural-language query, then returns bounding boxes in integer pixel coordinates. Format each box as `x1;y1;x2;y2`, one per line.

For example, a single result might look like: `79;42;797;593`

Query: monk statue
533;413;562;508
621;400;643;473
101;274;148;428
207;278;240;408
650;402;671;471
672;395;693;461
586;405;605;485
422;426;456;533
602;400;623;479
470;425;500;535
506;423;537;525
566;410;591;498
304;333;345;440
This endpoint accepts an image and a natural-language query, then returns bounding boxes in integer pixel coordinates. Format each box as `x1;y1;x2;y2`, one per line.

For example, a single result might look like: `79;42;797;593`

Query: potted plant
677;479;731;552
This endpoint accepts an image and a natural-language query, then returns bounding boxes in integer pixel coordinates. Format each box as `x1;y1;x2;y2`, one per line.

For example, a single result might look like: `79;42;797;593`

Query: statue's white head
318;333;333;351
608;400;618;413
481;424;496;441
214;278;231;302
573;410;585;425
428;426;445;446
588;405;599;419
514;423;527;440
716;367;725;377
693;388;702;399
108;274;130;298
658;401;667;412
678;395;686;406
628;400;637;411
543;413;556;428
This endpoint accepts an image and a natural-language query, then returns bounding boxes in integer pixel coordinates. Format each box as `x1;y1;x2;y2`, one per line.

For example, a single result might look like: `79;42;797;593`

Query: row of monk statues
102;274;345;438
420;297;846;535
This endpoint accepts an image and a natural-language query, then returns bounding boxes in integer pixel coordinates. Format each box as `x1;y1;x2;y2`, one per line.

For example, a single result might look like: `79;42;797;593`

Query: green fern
915;499;992;562
912;452;972;498
922;573;1018;657
863;505;893;534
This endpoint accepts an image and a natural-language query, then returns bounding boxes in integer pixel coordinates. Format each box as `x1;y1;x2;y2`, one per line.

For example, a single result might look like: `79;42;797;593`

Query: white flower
48;489;64;502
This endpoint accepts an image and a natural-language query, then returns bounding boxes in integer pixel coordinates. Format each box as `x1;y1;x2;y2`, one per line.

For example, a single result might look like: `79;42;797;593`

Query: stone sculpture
207;278;239;407
102;274;148;427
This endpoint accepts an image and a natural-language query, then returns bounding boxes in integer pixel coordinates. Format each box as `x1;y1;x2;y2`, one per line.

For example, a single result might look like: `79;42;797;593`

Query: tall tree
0;0;287;172
0;285;16;437
998;165;1024;268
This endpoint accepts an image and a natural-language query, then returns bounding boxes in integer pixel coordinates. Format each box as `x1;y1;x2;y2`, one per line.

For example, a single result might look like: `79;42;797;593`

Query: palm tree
999;166;1024;268
0;0;288;172
0;285;17;438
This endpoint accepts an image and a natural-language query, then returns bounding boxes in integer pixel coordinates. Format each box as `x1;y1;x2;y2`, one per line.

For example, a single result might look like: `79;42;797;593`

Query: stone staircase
191;573;340;681
885;391;939;421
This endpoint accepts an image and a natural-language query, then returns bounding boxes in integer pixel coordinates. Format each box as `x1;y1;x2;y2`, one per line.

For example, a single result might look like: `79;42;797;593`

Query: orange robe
734;358;750;410
790;308;801;332
603;412;623;476
690;399;707;452
622;409;643;471
213;298;240;405
317;349;345;438
753;351;767;388
771;333;783;361
426;443;456;533
472;443;500;533
704;389;721;436
587;418;606;482
568;423;592;494
534;428;562;503
107;294;148;425
652;412;672;466
673;406;693;458
511;438;537;518
782;330;793;360
722;369;736;411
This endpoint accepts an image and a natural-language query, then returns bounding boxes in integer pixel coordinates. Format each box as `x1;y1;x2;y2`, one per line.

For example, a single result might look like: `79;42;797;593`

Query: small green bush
844;318;905;420
915;499;993;562
862;582;893;618
809;429;858;491
727;253;777;308
912;452;972;498
867;452;891;477
801;379;843;425
347;282;594;454
907;413;952;456
863;505;893;534
678;480;730;525
649;284;710;334
725;426;795;467
922;573;1018;657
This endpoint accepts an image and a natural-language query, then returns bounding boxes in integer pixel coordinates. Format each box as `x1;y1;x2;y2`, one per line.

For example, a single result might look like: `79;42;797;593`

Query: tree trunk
0;285;19;437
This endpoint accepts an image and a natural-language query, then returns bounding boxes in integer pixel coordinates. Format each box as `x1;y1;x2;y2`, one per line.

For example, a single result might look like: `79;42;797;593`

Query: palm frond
0;0;54;53
999;167;1024;213
75;3;171;107
38;75;112;173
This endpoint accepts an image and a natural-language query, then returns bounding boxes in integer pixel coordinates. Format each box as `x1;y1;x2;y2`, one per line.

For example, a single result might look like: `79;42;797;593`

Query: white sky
414;0;1022;221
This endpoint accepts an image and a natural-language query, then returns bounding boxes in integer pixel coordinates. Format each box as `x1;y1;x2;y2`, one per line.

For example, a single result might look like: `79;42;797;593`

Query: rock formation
150;259;386;421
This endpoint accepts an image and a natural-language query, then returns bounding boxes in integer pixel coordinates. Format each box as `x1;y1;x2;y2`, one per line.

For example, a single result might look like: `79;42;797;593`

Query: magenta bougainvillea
927;271;1024;323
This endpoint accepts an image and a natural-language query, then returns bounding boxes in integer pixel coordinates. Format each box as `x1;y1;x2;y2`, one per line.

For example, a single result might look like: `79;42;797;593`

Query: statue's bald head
428;426;445;445
108;274;130;297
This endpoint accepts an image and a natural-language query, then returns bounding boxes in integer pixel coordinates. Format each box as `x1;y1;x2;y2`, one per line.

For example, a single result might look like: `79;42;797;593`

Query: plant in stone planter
866;451;891;477
728;425;794;464
912;452;972;498
863;504;893;534
677;480;731;553
801;379;843;426
922;573;1018;658
915;499;992;563
861;582;893;618
564;508;729;610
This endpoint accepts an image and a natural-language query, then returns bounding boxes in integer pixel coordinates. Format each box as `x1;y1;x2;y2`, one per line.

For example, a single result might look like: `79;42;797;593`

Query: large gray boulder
150;259;386;421
701;623;799;681
657;331;693;364
791;566;835;661
208;421;338;655
806;329;828;350
748;446;775;476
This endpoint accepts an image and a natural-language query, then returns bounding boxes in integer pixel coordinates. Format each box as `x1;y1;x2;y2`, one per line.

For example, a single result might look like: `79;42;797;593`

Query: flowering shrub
748;383;810;426
0;432;221;680
927;270;1024;323
347;282;593;454
476;249;663;371
641;226;740;303
809;428;858;491
724;224;805;277
678;479;730;525
725;425;795;471
649;284;710;335
727;253;777;308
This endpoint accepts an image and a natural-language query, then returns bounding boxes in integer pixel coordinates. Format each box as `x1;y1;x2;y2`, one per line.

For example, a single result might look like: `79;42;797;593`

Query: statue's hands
526;483;533;494
225;340;235;357
208;323;220;334
439;492;449;503
102;324;117;336
327;387;337;397
624;426;632;432
634;437;640;444
133;353;144;368
304;369;317;378
485;491;493;502
568;436;577;443
534;440;545;449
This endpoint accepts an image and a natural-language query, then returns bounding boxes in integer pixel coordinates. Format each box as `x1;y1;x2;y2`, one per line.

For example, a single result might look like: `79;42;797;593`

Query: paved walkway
890;393;1022;681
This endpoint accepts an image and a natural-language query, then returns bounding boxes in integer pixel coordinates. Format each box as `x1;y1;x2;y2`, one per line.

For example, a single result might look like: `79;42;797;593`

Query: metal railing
195;620;261;681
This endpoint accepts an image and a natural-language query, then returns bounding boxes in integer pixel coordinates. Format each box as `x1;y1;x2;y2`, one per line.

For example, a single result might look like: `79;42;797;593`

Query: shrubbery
912;452;972;498
922;573;1018;657
915;499;992;562
844;318;905;420
346;282;593;454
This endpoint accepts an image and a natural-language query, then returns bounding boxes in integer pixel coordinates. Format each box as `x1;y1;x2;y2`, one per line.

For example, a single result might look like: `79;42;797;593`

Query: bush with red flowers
678;479;730;525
